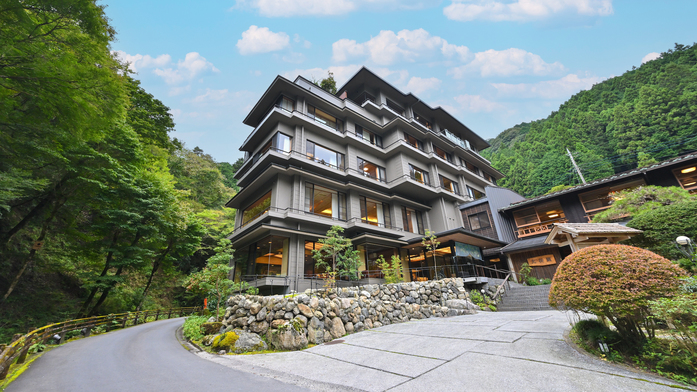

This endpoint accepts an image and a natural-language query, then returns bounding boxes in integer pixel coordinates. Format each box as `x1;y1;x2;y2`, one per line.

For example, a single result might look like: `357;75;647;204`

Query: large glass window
409;164;430;186
358;157;386;182
461;159;480;175
404;133;424;151
675;165;697;192
277;95;295;112
414;113;432;130
466;186;485;200
242;191;271;225
356;125;383;147
440;175;460;194
402;207;424;234
358;244;398;278
512;201;565;228
357;91;376;105
360;196;391;228
468;212;491;231
483;172;496;184
306;140;345;170
308;104;342;131
255;132;292;161
305;183;347;220
434;146;453;163
304;241;328;278
253;235;289;276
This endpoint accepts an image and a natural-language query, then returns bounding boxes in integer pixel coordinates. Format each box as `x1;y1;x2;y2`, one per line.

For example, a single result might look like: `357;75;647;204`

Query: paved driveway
6;318;310;392
204;310;695;392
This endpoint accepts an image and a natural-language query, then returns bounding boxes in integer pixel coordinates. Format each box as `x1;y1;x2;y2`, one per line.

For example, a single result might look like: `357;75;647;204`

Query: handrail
0;306;200;380
491;272;512;302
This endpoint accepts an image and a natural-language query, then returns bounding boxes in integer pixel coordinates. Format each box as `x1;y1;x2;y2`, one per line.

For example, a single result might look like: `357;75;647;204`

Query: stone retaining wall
222;278;500;350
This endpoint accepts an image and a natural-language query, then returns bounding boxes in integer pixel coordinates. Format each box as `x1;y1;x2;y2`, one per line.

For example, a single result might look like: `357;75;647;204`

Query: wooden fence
0;306;201;380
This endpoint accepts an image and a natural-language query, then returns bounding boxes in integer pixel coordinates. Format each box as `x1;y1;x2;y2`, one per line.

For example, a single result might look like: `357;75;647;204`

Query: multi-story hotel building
226;68;506;294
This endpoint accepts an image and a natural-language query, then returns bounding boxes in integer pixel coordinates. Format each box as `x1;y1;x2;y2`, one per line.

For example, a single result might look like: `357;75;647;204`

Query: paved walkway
6;318;310;392
204;311;695;392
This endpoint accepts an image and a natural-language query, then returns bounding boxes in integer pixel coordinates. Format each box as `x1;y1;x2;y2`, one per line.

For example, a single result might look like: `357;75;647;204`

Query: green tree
593;186;694;223
422;230;441;280
218;158;244;191
184;239;235;321
626;200;697;261
312;226;360;288
376;255;404;284
317;71;337;94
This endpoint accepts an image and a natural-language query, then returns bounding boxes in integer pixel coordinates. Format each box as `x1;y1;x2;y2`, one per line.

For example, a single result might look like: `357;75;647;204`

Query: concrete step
498;284;553;312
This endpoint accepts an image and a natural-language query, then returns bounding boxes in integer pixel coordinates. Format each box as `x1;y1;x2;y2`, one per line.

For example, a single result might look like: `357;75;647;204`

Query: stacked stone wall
221;278;499;349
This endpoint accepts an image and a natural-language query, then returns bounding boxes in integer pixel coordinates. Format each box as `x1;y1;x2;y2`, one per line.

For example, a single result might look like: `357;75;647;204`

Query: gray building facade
226;68;506;294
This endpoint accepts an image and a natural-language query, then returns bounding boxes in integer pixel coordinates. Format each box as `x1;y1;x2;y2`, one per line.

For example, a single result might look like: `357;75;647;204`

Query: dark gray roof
502;152;697;212
459;197;489;209
500;235;557;253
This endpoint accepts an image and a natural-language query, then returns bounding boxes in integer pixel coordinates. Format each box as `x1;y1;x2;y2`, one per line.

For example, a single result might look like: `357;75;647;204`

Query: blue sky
107;0;697;164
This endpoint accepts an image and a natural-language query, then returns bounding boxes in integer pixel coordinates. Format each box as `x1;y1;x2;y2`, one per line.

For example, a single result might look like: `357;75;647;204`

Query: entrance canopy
544;223;643;252
405;227;507;250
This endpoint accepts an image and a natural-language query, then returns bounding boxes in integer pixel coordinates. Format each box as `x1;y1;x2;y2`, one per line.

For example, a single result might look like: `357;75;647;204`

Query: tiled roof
500;235;556;253
501;152;697;211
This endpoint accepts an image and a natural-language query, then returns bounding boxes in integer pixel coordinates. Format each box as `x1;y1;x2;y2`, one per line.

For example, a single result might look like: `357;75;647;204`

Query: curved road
6;318;310;392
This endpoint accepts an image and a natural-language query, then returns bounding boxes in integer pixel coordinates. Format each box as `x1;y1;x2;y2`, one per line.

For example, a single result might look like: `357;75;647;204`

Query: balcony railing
348;217;403;231
516;218;568;238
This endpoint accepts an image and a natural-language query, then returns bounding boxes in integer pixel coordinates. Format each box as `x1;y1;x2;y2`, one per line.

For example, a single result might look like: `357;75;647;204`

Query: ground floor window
357;244;398;278
241;235;289;277
304;240;329;278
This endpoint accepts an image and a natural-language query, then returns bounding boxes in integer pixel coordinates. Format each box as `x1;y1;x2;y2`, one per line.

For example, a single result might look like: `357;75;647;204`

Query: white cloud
405;77;442;96
444;0;613;22
237;26;290;55
641;52;660;64
234;0;439;17
153;52;219;85
448;48;564;78
332;29;470;66
454;94;504;113
112;50;171;72
491;73;603;99
192;89;229;103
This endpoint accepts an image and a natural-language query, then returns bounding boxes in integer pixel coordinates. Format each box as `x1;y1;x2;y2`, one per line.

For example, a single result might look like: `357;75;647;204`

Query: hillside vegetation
0;1;242;342
482;43;697;197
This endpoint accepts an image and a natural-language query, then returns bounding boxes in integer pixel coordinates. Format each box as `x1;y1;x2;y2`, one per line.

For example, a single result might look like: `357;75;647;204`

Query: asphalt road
6;318;310;392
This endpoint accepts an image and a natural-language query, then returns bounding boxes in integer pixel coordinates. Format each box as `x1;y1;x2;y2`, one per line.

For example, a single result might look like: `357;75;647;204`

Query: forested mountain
0;1;239;342
482;43;697;197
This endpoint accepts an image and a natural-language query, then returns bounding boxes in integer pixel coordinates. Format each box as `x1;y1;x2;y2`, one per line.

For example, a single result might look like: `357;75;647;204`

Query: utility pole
566;147;586;184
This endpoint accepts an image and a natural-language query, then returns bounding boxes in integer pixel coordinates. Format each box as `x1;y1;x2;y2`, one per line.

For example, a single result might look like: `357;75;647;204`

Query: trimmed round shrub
549;244;684;343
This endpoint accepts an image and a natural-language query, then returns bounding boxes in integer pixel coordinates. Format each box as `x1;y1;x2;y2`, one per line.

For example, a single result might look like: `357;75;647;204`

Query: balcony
516;218;569;238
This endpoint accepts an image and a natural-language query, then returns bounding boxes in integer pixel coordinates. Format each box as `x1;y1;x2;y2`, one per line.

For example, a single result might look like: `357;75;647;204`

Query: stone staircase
497;284;553;311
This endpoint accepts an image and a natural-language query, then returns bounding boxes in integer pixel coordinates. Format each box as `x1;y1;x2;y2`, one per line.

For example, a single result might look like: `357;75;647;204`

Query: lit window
461;159;480;175
674;165;697;192
409;164;430;185
308;105;342;131
439;175;460;194
356;125;383;147
402;207;424;234
306;140;345;170
304;183;347;220
253;235;289;276
466;186;485;200
434;146;453;163
358;157;386;182
360;196;391;228
414;113;432;130
404;134;424;151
